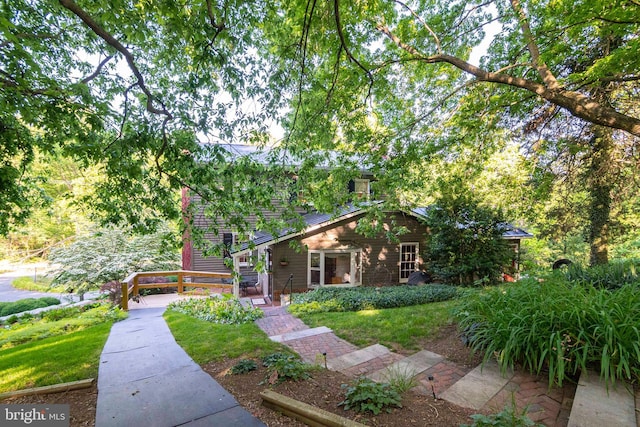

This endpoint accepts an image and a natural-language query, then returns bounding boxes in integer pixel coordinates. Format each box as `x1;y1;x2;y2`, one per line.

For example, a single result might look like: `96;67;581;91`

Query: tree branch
376;24;640;137
393;0;441;54
509;0;561;90
80;54;113;84
59;0;173;120
333;0;374;94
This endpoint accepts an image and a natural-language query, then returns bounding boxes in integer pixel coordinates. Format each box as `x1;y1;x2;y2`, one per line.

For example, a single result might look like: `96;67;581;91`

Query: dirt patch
207;356;480;427
1;385;97;427
0;328;484;427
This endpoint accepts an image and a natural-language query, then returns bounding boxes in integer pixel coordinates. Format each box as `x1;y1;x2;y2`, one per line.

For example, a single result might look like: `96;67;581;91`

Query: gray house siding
186;192;306;274
270;212;427;294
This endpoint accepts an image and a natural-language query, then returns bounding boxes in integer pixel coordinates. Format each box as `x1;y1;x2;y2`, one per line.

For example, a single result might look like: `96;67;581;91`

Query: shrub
289;284;458;314
261;352;310;384
422;193;513;286
230;359;258;375
565;259;640;290
0;297;60;317
339;377;402;415
167;297;263;324
455;276;640;386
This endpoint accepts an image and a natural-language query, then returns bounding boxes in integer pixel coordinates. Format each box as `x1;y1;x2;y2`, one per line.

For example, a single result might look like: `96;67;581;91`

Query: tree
270;0;640;264
2;0;639;263
423;190;512;286
1;0;289;235
47;226;180;296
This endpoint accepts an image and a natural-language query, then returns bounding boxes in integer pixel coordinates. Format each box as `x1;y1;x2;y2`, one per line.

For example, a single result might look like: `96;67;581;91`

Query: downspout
232;254;240;298
181;187;192;270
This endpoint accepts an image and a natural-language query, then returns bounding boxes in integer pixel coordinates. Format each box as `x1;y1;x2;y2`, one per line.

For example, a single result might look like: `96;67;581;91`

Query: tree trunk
587;126;612;266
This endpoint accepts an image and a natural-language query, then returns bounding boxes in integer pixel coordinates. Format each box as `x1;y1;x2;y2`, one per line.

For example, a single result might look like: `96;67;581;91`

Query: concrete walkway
95;298;265;427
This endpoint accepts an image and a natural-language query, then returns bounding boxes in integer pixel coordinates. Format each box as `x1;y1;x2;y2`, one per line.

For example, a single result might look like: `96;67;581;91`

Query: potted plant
279;256;289;266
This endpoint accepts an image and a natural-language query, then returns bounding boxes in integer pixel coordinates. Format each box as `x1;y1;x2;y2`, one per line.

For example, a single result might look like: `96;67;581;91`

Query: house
227;204;532;300
181;144;532;300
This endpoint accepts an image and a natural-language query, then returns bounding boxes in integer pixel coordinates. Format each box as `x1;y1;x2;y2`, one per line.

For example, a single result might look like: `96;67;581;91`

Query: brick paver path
255;305;575;427
256;306;357;363
484;372;576;427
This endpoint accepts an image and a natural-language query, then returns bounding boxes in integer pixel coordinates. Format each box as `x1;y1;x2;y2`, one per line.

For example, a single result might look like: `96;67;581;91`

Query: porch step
367;350;444;383
326;344;390;372
440;360;514;411
567;370;637;427
270;326;333;343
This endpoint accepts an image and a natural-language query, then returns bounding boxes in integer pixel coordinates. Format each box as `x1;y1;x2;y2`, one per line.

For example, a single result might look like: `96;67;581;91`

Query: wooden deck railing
120;270;234;310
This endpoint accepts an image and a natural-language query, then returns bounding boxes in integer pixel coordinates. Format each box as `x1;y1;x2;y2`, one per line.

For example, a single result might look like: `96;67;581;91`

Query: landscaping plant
564;259;640;290
47;226;180;297
289;284;458;314
339;377;402;415
261;352;311;384
456;275;640;386
0;297;60;317
167;296;263;324
462;398;543;427
230;359;258;375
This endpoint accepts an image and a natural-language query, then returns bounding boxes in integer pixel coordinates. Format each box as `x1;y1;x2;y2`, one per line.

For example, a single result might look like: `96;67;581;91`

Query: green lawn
295;299;458;352
0;323;112;393
11;276;67;293
164;310;292;364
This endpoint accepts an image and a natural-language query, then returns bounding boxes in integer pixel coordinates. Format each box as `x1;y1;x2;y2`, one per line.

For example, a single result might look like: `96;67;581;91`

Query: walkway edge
567;370;636;427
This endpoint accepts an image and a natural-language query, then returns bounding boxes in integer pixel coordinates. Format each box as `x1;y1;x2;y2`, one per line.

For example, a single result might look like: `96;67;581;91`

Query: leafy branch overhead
1;0;639;245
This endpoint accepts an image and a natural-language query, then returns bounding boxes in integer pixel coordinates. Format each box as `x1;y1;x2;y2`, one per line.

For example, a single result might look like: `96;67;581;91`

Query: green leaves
456;273;640;386
339;377;402;415
167;296;264;324
47;226;181;295
289;284;459;314
423;193;512;286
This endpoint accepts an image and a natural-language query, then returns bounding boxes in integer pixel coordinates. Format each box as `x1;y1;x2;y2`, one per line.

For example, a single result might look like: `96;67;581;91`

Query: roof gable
232;203;532;255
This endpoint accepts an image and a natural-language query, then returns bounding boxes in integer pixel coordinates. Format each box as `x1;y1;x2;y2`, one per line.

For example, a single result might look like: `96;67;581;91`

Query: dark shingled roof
233;203;367;254
233;203;532;255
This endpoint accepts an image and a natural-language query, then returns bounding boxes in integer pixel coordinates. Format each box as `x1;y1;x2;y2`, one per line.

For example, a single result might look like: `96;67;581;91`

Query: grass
164;310;291;364
0;322;113;393
295;299;458;351
11;276;67;293
0;304;126;349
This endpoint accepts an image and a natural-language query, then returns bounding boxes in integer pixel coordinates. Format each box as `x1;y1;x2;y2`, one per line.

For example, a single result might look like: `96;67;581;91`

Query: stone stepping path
255;307;639;427
270;326;333;343
367;350;443;382
568;370;637;427
440;361;513;410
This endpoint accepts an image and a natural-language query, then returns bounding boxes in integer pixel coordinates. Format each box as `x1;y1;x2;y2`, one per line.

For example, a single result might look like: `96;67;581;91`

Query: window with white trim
308;250;361;286
353;178;370;199
399;243;419;283
223;232;253;267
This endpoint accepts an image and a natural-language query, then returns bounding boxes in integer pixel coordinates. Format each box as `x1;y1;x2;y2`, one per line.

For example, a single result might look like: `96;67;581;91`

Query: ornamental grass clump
565;259;640;290
456;276;640;386
167;297;263;324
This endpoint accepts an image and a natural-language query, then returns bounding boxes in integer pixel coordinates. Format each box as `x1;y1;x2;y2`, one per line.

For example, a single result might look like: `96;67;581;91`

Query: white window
399;243;419;283
308;250;362;286
354;179;370;199
223;232;253;267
